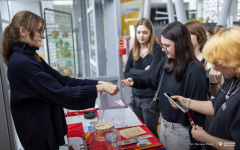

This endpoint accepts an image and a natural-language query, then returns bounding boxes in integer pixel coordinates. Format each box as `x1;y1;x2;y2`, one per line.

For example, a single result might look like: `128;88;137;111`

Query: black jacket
124;43;163;98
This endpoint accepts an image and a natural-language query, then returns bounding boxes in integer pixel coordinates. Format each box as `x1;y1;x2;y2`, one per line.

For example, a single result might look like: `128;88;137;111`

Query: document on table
120;126;147;139
66;115;83;124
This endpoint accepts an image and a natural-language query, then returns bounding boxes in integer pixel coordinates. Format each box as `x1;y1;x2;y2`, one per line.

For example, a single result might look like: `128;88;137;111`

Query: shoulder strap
201;58;207;66
204;60;207;67
153;72;165;102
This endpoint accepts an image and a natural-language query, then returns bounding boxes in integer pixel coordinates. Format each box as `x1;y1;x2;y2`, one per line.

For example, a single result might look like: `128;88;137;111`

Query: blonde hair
132;18;158;60
203;26;240;75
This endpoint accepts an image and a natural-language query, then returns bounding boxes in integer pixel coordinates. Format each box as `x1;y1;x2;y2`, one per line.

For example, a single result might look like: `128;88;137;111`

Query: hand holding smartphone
164;92;188;113
164;92;197;130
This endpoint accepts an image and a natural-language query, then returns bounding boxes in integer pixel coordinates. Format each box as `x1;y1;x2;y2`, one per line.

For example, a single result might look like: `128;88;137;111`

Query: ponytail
1;25;14;66
1;11;46;65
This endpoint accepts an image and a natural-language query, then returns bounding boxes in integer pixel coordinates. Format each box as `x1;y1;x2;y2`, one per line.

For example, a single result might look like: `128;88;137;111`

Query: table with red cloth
66;108;166;150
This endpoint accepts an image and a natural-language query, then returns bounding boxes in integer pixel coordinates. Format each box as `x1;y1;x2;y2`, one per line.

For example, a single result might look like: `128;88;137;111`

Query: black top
207;77;240;150
124;43;163;98
8;41;98;149
132;56;208;149
201;58;211;98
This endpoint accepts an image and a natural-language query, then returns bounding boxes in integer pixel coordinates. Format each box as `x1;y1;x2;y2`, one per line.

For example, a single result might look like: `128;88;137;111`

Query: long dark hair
1;10;46;65
161;21;204;82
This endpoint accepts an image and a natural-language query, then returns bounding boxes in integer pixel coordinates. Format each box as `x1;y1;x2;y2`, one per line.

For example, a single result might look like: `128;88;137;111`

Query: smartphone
164;92;188;113
120;138;138;146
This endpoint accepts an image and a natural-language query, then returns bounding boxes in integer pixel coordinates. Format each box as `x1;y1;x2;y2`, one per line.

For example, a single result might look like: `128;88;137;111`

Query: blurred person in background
185;21;207;65
206;27;214;39
185;21;221;97
214;25;225;34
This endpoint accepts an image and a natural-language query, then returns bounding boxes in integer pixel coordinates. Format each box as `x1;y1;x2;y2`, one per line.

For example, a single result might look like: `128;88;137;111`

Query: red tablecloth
66;109;166;150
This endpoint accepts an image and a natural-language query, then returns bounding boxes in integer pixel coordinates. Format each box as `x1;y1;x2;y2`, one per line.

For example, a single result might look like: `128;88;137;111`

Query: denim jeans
160;118;190;150
131;96;160;139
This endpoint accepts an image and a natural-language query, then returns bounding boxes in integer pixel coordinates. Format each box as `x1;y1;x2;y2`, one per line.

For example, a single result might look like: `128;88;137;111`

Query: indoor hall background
2;0;240;149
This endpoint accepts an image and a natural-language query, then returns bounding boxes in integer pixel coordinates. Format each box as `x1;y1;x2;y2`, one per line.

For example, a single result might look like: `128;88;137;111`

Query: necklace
225;80;240;100
141;52;147;58
140;48;148;58
213;75;240;100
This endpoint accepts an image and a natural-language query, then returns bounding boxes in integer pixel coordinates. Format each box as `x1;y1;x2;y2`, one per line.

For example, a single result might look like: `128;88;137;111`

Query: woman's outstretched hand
121;77;134;87
103;84;120;95
96;82;120;96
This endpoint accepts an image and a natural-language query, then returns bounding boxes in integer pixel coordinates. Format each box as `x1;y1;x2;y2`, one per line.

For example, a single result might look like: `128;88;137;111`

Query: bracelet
187;98;191;110
209;82;217;85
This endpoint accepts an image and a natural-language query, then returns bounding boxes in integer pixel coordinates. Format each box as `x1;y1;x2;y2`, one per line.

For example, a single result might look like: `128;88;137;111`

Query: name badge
222;102;227;110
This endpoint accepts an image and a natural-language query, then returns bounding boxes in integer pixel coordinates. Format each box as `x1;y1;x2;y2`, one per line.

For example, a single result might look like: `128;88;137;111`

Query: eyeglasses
160;45;170;53
37;30;45;36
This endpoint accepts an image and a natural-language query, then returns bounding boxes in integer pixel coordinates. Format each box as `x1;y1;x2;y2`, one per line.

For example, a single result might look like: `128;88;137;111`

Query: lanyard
187;111;197;130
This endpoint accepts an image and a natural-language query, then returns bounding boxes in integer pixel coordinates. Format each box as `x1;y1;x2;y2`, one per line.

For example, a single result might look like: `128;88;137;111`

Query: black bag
149;72;164;113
